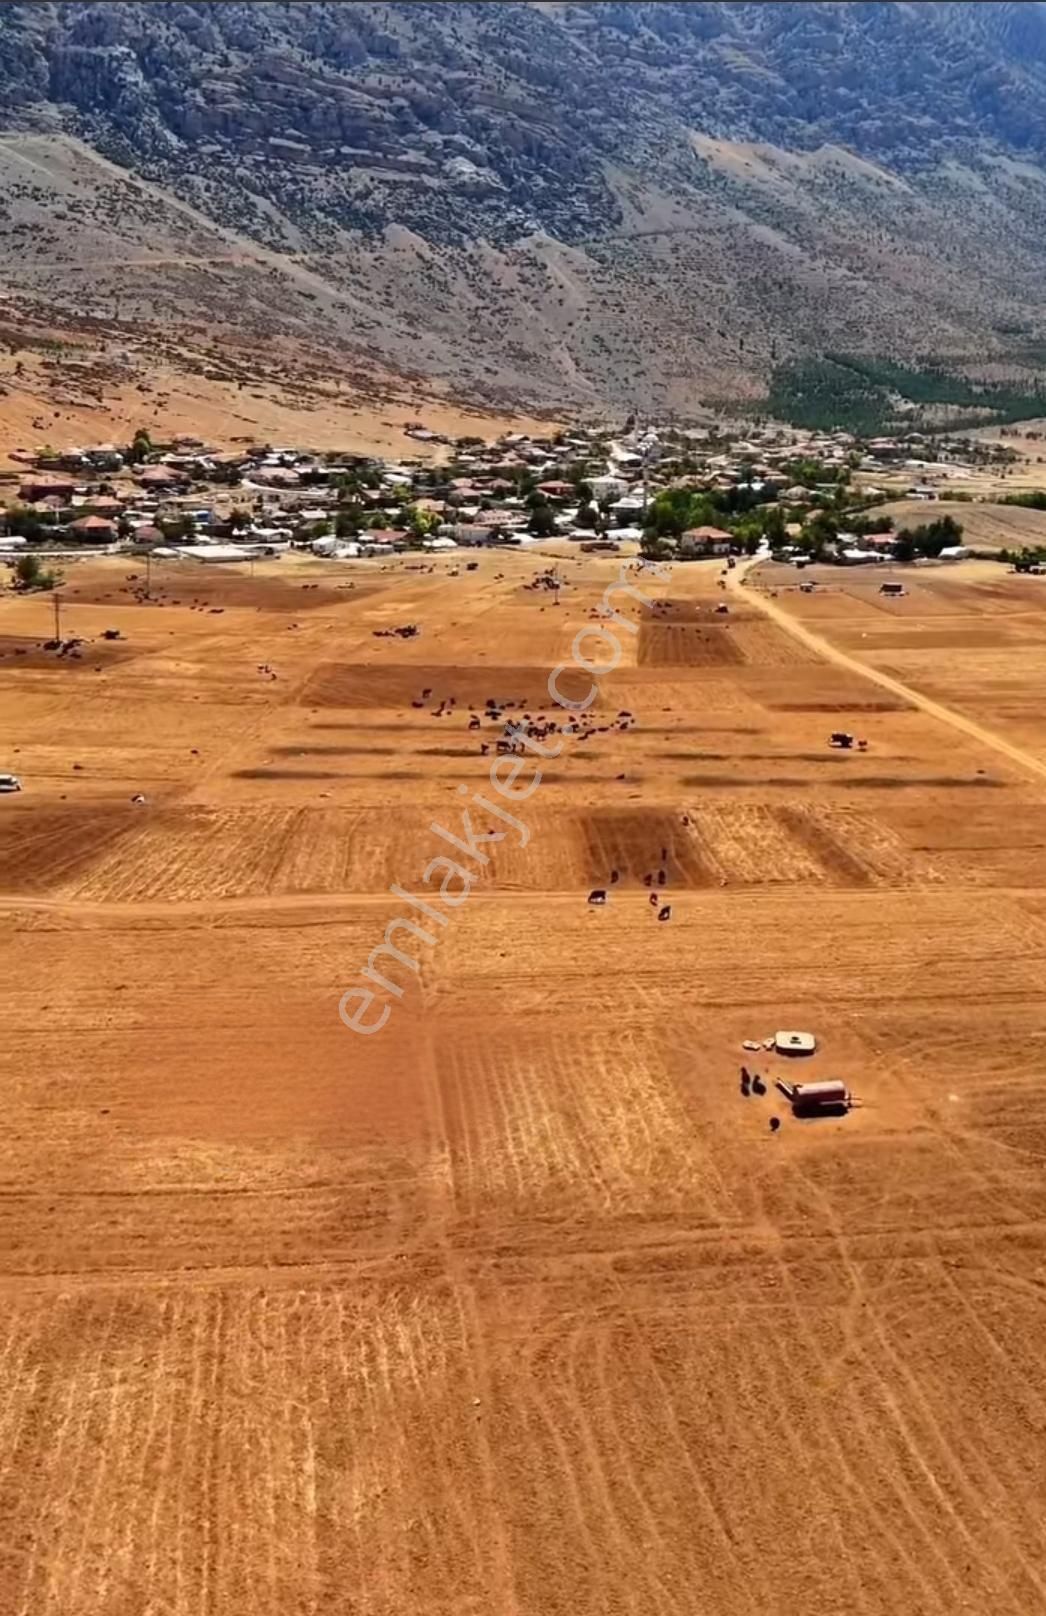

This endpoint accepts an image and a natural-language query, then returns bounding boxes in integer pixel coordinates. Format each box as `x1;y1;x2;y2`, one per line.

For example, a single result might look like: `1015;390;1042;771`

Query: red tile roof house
680;525;733;556
137;465;191;490
19;476;76;503
67;515;117;542
79;495;124;518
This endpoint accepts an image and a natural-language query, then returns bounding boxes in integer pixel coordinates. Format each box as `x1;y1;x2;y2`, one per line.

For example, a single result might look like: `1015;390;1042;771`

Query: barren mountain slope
4;1;1046;413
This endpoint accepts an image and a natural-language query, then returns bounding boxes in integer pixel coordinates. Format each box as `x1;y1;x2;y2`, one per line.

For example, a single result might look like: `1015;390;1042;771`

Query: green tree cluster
5;506;52;541
13;554;60;591
127;429;153;465
1000;490;1046;510
997;545;1046;569
892;515;963;561
527;503;557;537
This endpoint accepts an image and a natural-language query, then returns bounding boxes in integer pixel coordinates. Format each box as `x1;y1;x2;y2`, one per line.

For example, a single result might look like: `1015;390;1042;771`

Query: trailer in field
788;1079;851;1113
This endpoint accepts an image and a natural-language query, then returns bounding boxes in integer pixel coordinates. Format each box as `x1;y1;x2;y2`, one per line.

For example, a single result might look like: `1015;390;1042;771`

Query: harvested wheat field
1;545;1046;1615
874;498;1046;551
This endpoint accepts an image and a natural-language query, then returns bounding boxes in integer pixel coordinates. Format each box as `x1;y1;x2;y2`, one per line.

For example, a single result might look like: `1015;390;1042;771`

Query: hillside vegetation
871;499;1046;552
4;2;1046;412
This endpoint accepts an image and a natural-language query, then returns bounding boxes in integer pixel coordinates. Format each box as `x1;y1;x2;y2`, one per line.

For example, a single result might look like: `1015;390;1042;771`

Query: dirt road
731;561;1046;787
3;551;1046;1616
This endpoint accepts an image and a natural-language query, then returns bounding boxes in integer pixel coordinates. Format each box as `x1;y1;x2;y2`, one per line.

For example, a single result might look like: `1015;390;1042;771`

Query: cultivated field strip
301;661;596;710
0;802;946;902
1;553;1046;1613
0;1284;501;1616
479;1262;1046;1616
3;1257;1043;1616
435;1023;740;1221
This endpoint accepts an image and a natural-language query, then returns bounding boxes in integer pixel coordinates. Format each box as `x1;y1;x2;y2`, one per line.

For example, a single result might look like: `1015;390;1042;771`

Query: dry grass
1;547;1046;1614
874;499;1046;550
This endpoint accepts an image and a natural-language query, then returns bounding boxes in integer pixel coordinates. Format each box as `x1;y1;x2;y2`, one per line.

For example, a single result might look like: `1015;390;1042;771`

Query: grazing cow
588;889;607;905
658;905;671;921
610;869;620;884
769;1116;782;1134
657;870;666;887
649;894;658;906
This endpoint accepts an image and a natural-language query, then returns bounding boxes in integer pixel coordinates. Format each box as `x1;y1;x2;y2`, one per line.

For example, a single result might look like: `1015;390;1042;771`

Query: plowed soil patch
576;810;717;887
0;804;139;893
727;619;823;666
647;600;707;623
774;805;875;886
637;623;744;667
770;699;909;713
70;573;349;611
300;662;594;709
688;803;826;884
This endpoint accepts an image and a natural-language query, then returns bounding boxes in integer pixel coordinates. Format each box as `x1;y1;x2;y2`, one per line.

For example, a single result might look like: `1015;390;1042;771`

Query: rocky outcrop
3;1;1046;409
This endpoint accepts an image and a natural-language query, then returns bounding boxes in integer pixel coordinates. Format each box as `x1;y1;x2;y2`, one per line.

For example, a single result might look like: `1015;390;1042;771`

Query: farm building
174;544;253;563
680;526;732;557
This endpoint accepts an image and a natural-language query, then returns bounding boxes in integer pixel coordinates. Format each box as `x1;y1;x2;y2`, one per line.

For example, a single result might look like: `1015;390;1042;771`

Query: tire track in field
730;562;1046;789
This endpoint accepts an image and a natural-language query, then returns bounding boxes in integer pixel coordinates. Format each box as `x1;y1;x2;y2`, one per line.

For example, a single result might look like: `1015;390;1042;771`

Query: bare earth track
731;559;1046;785
1;547;1046;1614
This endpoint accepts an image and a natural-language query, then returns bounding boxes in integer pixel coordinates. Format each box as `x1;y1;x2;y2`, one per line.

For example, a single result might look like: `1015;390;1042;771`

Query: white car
0;774;22;793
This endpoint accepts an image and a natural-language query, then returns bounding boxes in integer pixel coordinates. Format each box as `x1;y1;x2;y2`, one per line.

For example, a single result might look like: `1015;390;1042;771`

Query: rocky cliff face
4;1;1046;412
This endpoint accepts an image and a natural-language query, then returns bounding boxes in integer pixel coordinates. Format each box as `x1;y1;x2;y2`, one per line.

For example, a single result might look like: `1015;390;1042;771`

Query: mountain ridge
3;1;1046;415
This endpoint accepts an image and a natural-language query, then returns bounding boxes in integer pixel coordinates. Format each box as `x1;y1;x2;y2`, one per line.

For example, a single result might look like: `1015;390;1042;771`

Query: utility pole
145;550;151;597
52;591;62;642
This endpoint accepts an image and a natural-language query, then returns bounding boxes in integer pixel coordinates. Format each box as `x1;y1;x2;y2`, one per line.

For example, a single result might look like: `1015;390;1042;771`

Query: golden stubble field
1;545;1046;1615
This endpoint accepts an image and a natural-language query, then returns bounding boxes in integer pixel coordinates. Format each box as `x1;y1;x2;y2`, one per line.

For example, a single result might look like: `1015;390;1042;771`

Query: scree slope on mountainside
4;0;1046;414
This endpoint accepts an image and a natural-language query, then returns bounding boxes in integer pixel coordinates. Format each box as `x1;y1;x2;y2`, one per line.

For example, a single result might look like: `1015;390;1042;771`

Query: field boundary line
731;562;1046;790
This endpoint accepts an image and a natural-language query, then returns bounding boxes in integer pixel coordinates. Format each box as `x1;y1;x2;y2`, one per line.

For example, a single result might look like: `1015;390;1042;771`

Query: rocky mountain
4;1;1046;417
